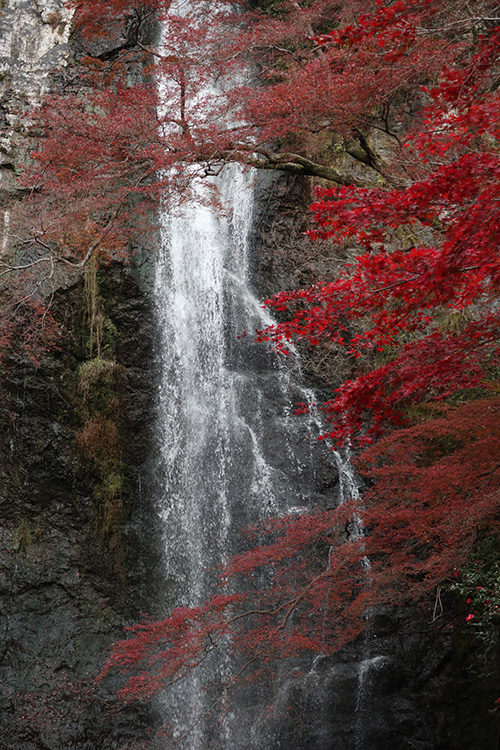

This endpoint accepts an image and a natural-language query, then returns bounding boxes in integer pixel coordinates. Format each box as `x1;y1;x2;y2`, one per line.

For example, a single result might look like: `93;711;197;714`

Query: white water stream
154;165;373;747
153;6;362;747
154;154;337;745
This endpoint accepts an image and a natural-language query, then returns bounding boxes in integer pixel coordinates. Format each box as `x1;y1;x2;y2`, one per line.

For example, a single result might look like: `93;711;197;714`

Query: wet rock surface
0;263;161;749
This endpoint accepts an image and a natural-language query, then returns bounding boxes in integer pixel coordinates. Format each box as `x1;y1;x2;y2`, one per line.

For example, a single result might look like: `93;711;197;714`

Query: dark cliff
0;2;164;744
0;262;161;749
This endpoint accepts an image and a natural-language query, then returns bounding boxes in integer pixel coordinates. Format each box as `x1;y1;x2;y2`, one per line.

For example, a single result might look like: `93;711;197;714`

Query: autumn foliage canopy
10;0;500;717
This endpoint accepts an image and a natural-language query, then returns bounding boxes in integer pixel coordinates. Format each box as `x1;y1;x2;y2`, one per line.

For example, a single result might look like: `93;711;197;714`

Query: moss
83;259;104;358
434;307;475;335
77;357;120;402
92;469;128;582
75;416;121;475
12;517;32;553
100;318;119;357
74;403;127;571
95;472;126;534
96;470;124;500
82;258;121;361
68;262;131;580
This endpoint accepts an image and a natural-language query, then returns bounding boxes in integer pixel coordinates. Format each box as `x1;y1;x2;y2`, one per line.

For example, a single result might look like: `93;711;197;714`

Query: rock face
0;4;162;746
0;0;73;212
0;0;72;100
0;263;160;749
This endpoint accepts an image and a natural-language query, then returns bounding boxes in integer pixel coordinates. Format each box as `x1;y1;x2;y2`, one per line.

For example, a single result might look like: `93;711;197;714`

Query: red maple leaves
11;0;500;714
99;391;500;704
259;15;500;446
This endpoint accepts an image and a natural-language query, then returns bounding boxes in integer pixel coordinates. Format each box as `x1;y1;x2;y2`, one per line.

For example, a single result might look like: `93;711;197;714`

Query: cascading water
153;6;361;747
154;155;339;746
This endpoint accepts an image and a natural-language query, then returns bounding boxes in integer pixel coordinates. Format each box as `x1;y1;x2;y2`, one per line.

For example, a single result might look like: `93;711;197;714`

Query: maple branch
476;463;500;482
137;41;172;61
0;255;58;278
248;147;368;186
0;207;123;283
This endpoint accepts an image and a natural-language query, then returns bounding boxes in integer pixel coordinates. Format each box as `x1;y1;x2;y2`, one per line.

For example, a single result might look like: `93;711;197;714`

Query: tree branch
248;147;369;186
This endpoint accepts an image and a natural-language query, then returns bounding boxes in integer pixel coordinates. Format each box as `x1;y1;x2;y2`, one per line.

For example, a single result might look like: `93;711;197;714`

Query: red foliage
10;0;499;715
101;398;500;704
260;12;500;446
90;0;500;713
30;0;488;208
0;276;60;364
23;0;500;253
357;398;500;593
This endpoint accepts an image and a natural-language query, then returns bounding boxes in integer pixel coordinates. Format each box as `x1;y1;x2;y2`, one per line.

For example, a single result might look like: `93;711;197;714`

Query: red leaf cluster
260;14;500;445
101;398;500;704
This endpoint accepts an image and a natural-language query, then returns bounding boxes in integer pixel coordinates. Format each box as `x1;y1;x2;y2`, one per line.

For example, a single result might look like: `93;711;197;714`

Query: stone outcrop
0;0;73;212
0;4;162;746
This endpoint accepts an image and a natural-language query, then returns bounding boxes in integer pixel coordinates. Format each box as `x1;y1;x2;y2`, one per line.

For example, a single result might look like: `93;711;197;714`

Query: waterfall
154;156;338;746
153;6;340;747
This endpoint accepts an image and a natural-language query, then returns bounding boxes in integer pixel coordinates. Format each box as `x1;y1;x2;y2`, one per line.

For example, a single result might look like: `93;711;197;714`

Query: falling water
152;4;351;746
154;151;341;745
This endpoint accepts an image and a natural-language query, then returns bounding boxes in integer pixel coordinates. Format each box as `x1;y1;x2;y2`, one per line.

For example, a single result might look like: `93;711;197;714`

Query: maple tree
99;396;500;705
15;0;500;265
256;0;500;447
5;0;500;727
85;0;500;720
